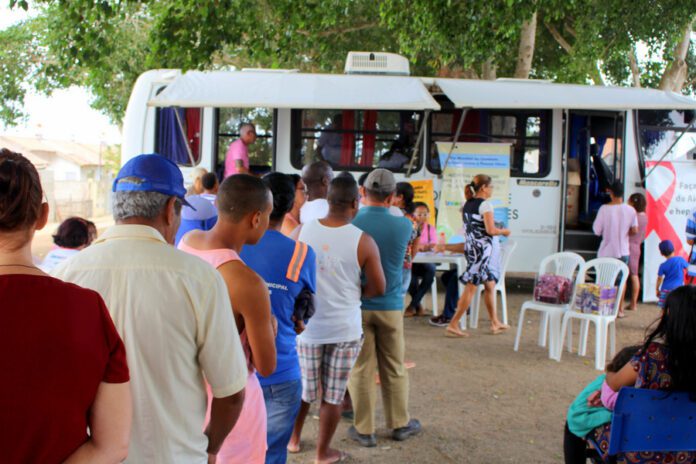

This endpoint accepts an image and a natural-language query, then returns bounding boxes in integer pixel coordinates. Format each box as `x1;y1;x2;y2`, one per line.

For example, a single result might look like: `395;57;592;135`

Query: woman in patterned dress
576;286;696;463
445;174;510;337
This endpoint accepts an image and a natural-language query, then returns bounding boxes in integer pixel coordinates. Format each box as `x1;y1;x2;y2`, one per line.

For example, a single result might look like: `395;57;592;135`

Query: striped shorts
297;338;363;405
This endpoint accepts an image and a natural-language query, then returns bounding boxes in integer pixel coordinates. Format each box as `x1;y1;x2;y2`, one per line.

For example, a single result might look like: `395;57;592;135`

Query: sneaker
348;425;377;447
429;315;451;327
392;419;422;441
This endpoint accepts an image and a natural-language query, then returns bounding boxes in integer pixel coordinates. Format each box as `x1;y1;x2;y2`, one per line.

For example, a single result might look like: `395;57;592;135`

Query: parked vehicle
122;52;696;274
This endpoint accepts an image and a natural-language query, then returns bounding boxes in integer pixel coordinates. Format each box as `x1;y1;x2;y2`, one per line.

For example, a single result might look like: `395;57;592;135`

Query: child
413;202;437;251
563;345;642;464
406;202;437;316
656;239;688;308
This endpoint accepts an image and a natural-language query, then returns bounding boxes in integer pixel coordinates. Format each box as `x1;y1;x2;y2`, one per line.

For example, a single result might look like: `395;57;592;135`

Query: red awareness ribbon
645;161;687;259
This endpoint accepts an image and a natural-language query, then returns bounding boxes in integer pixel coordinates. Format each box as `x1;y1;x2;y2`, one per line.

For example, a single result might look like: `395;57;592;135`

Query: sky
0;3;122;145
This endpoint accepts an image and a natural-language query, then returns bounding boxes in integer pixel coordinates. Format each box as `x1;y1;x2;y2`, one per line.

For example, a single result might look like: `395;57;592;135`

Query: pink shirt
224;139;249;178
600;379;619;410
419;223;437;246
592;203;638;258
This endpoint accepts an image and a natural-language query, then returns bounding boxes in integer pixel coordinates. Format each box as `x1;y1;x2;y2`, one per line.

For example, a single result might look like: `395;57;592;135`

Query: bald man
299;161;334;224
224;123;257;178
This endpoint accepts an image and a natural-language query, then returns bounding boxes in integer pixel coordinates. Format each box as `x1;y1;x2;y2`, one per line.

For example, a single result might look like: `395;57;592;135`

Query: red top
0;274;129;463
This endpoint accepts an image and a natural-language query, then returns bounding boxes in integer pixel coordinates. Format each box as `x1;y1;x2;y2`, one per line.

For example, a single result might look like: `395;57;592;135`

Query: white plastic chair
513;252;585;359
557;258;629;370
470;239;517;328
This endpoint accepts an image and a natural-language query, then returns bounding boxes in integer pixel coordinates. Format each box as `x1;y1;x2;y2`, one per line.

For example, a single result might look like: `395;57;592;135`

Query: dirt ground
288;290;661;464
33;224;660;463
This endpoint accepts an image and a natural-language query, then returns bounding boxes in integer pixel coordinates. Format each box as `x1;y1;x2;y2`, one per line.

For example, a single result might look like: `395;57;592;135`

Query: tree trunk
482;59;497;80
628;47;641;87
659;22;692;91
591;61;606;86
514;11;537;78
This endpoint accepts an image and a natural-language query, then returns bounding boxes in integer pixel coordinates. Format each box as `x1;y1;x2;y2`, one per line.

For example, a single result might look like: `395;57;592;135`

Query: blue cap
113;154;194;209
659;239;675;256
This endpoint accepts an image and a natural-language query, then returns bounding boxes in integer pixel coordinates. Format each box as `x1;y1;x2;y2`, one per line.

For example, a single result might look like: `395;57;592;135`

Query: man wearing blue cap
53;154;249;463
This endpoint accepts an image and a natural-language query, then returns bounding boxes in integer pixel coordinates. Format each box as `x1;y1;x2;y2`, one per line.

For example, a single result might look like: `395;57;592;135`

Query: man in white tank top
288;176;385;464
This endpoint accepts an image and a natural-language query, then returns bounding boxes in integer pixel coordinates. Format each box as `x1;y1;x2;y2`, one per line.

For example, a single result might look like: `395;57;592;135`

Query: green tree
3;0;696;128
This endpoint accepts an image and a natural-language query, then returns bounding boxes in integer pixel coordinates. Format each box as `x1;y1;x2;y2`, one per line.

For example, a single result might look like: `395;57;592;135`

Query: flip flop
445;327;469;338
315;451;350;464
490;327;505;335
287;443;301;454
617;312;627;319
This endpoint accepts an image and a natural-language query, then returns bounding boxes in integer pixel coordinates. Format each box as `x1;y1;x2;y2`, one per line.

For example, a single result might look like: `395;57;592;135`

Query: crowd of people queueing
9;148;514;464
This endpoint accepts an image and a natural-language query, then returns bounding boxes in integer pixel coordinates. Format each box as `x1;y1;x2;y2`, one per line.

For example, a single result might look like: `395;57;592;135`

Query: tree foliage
2;0;696;127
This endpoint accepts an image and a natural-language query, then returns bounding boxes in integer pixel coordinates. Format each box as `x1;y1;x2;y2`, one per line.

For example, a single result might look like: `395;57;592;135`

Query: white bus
122;53;696;276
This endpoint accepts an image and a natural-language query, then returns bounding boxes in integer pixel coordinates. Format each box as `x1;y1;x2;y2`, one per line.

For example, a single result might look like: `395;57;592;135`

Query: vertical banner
643;161;696;302
408;179;436;226
436;142;511;242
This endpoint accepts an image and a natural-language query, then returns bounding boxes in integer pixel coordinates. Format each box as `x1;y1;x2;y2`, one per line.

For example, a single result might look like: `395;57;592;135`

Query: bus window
488;111;551;177
638;109;696;162
290;109;422;172
155;107;202;166
427;109;551;178
217;108;274;174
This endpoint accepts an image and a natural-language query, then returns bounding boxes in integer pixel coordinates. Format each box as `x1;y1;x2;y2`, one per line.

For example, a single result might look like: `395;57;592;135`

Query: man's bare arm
206;390;245;458
218;262;276;377
357;232;386;298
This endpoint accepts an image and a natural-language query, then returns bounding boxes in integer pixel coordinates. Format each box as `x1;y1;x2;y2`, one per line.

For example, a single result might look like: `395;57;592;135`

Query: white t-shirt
300;198;329;224
479;200;494;215
40;247;80;273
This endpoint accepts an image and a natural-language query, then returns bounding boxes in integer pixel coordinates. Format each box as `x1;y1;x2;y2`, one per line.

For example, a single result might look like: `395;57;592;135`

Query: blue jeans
409;263;436;307
261;379;302;464
441;270;460;319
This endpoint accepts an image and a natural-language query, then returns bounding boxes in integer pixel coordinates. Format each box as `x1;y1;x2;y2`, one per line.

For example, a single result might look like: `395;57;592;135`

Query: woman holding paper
445;174;510;337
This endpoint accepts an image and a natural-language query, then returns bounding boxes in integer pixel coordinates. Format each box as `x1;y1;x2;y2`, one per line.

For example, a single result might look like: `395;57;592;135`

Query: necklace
0;263;39;270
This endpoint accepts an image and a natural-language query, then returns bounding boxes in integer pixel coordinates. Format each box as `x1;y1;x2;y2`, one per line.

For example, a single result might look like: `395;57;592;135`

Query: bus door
562;111;625;260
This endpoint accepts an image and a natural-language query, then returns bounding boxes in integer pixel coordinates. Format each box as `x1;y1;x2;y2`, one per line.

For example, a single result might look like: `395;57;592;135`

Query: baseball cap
659;239;675;256
364;168;396;193
113;154;194;209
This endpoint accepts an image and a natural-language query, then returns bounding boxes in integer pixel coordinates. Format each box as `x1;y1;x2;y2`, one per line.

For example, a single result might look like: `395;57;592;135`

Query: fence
41;173;113;222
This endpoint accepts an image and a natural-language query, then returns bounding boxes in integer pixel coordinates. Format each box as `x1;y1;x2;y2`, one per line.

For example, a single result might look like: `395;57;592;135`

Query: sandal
287;442;301;454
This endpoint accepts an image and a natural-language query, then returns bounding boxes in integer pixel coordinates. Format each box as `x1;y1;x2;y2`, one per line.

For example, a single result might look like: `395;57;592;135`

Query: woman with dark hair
446;174;510;337
40;216;94;272
393;182;420;304
281;174;306;236
626;193;648;311
0;148;131;462
566;285;696;464
240;172;317;464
